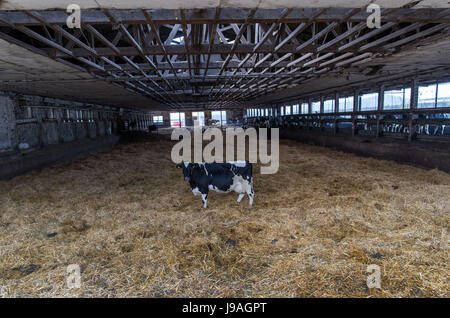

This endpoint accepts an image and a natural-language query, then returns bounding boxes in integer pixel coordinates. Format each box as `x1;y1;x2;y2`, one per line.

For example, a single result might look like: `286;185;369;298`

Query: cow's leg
236;193;245;203
246;186;254;206
201;192;208;208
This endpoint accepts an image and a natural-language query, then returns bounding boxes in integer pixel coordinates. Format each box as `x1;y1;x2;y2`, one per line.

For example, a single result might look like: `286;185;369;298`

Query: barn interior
0;0;449;297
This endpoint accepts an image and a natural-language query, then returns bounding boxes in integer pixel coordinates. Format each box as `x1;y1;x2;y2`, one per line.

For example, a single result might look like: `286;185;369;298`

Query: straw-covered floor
0;136;448;297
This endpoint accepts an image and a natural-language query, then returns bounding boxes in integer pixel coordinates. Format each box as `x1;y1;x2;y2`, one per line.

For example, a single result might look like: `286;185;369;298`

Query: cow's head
176;161;192;182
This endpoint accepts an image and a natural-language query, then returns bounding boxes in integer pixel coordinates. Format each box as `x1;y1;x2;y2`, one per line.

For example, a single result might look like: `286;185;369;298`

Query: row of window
158;111;227;128
247;81;450;116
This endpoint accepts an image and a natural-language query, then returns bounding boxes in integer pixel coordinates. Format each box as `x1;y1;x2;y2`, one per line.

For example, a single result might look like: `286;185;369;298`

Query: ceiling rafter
102;8;181;108
1;7;449;110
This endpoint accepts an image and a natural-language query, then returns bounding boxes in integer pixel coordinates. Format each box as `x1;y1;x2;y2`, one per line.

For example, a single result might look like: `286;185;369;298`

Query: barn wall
0;95;15;153
280;128;450;173
0;91;151;179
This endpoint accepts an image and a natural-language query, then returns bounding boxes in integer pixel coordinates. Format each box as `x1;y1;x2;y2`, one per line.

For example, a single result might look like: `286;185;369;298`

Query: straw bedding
0;136;448;297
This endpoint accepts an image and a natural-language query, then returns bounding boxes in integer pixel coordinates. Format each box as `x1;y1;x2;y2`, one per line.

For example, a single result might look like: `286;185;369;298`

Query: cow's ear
176;163;182;169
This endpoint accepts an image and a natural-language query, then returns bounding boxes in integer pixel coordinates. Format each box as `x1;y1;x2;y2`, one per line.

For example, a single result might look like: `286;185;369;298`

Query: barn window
437;82;450;108
324;99;335;113
192;112;205;126
285;105;291;115
47;108;55;119
153;116;163;125
301;103;309;114
384;88;411;110
280;106;284;116
359;93;378;111
211;111;226;125
311;101;321;113
26;106;33;119
418;83;437;108
170;112;185;127
338;96;354;112
64;109;70;121
292;104;299;115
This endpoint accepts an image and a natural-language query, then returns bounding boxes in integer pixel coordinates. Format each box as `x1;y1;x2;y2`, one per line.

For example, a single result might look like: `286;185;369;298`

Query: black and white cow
177;161;254;208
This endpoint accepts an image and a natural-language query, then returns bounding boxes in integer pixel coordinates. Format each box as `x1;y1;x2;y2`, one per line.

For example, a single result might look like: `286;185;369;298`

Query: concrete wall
0;135;120;180
280;128;450;173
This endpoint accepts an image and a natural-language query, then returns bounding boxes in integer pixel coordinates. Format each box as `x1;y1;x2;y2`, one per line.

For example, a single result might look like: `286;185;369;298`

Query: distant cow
177;161;254;208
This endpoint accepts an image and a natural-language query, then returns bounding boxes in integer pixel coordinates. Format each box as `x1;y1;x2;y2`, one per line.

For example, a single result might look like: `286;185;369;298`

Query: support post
320;95;324;131
376;85;384;138
409;79;418;142
308;98;312;130
334;92;339;136
352;90;359;137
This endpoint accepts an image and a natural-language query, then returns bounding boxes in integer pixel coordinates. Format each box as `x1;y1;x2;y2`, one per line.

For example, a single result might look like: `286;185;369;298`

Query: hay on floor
0;137;448;297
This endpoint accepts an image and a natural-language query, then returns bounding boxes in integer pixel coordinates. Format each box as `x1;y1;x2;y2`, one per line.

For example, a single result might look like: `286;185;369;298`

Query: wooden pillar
37;107;44;149
376;85;384;138
307;98;312;130
352;90;359;137
319;96;324;131
334;92;339;135
409;79;418;142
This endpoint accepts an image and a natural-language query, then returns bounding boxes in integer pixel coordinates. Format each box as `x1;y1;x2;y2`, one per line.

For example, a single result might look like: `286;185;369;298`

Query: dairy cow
177;161;254;208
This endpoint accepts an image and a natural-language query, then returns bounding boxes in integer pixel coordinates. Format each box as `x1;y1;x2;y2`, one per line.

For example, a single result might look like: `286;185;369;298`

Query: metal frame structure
0;7;450;109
